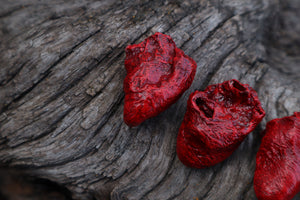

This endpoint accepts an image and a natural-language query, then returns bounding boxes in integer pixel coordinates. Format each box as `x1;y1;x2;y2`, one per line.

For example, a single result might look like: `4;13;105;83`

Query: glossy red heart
254;112;300;200
177;79;265;168
123;32;197;126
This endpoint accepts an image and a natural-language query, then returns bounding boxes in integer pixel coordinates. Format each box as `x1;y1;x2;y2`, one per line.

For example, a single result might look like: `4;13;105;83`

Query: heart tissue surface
123;32;197;127
177;79;265;168
254;112;300;200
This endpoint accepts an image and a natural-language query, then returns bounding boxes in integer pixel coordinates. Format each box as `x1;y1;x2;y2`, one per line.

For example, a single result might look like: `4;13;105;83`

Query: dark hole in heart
232;80;246;91
195;98;214;118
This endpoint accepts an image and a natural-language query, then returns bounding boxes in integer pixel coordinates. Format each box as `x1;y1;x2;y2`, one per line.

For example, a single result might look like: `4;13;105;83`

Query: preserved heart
123;32;197;126
254;112;300;200
177;79;265;168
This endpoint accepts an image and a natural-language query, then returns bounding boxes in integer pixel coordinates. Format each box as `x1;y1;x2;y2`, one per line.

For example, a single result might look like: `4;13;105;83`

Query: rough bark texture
0;0;299;199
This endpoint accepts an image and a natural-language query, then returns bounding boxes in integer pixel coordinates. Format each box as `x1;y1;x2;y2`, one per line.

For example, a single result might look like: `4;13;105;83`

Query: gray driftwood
0;0;299;199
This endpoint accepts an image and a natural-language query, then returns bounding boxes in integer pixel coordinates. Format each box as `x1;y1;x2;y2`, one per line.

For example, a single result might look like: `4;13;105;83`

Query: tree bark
0;0;299;199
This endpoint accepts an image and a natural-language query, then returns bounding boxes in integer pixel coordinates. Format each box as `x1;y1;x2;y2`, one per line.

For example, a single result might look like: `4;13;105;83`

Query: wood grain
0;0;299;199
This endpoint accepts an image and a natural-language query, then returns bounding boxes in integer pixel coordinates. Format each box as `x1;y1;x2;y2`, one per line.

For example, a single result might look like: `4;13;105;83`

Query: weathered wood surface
0;169;72;200
0;0;299;199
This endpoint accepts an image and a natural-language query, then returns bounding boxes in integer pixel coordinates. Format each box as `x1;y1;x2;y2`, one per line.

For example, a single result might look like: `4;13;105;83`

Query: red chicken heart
177;79;265;168
123;32;197;127
254;112;300;200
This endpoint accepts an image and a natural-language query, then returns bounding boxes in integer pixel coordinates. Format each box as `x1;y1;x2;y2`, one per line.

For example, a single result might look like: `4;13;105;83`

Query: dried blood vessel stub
123;32;197;127
254;112;300;200
177;79;265;168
